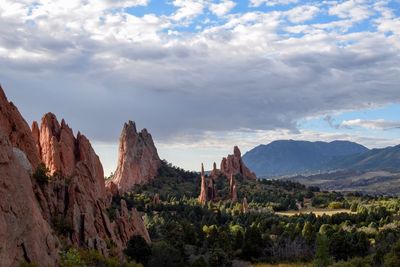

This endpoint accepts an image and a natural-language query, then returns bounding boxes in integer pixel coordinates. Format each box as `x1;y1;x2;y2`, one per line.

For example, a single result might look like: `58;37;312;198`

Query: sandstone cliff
32;113;150;255
109;121;161;194
0;86;59;266
0;86;150;266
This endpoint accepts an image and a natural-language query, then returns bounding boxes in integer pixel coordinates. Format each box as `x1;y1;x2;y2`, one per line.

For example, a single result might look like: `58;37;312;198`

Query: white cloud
250;0;299;7
341;119;400;130
285;5;320;23
171;0;205;21
329;0;372;22
209;0;236;17
1;0;400;172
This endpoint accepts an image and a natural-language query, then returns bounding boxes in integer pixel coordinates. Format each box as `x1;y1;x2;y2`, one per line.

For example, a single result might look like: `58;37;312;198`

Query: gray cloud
1;0;400;148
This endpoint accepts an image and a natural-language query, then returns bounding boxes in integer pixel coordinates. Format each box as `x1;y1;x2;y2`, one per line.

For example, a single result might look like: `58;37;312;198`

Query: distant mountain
331;145;400;172
242;140;369;177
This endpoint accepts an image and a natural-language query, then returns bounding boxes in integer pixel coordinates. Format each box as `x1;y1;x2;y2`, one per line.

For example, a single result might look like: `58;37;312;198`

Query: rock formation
0;86;40;168
229;174;238;203
210;162;220;177
198;163;208;204
242;197;249;214
198;163;217;204
31;113;150;254
153;193;161;205
0;87;59;266
0;86;150;265
221;146;257;180
109;121;161;194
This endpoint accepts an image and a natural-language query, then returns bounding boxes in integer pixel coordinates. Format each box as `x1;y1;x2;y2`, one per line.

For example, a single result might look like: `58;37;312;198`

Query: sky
1;0;400;174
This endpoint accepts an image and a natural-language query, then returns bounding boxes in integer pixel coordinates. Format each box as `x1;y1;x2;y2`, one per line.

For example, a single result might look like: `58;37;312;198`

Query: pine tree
314;234;332;267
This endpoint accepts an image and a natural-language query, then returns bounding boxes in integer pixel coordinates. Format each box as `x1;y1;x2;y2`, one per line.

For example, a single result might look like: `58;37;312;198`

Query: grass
275;207;356;217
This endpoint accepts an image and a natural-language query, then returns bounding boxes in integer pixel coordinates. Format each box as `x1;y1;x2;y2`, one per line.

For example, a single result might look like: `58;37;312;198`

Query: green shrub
328;202;343;209
60;248;85;267
52;215;73;236
124;235;151;265
32;163;51;184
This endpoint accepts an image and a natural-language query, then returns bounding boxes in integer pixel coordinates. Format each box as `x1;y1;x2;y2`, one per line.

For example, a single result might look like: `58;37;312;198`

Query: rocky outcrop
242;197;249;214
0;86;40;168
221;146;257;180
0;86;59;266
229;174;238;203
198;163;218;204
0;85;151;265
109;121;161;194
32;113;150;256
198;164;207;204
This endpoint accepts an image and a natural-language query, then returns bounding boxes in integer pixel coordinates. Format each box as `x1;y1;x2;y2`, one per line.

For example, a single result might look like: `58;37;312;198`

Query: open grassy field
275;208;355;217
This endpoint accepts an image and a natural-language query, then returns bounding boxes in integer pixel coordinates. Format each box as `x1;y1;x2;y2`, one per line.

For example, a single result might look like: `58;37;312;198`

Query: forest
98;161;400;267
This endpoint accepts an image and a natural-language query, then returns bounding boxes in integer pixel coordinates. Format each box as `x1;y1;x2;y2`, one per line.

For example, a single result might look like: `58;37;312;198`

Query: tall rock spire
198;163;207;204
229;174;238;202
110;121;161;194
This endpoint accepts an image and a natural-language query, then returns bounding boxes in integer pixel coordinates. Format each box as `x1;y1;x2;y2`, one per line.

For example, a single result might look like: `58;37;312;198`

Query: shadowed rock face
0;86;150;266
0;86;40;168
110;121;161;194
220;146;257;180
0;86;59;266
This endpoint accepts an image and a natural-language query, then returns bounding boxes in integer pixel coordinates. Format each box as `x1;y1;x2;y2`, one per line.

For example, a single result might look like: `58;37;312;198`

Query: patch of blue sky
347;17;379;33
387;0;400;17
299;103;400;135
126;1;175;17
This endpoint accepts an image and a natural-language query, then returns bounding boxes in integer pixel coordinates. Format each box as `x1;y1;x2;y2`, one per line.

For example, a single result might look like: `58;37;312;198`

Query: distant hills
243;140;400;194
331;145;400;172
242;140;400;178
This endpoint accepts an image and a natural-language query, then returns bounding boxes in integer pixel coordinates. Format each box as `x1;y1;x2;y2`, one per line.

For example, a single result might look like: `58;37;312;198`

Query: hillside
242;140;369;177
330;144;400;172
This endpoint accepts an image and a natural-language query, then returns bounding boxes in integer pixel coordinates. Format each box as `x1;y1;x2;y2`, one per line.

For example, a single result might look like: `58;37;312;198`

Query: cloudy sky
1;0;400;174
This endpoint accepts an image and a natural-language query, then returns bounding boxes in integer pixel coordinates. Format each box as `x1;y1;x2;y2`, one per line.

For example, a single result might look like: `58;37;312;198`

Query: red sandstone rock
242;197;249;214
0;86;59;267
0;86;40;168
110;121;161;194
220;146;257;180
198;163;207;204
0;86;151;265
229;174;238;202
32;113;150;256
198;163;218;204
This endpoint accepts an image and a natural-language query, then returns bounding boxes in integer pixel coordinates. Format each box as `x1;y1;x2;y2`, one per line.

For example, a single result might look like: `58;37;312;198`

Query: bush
124;235;151;265
148;241;184;267
52;216;73;236
32;163;51;184
328;202;343;209
60;248;85;267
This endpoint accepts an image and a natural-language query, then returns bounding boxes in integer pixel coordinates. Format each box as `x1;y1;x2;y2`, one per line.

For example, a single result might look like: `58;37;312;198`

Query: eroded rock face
110;121;161;194
0;86;151;265
220;146;257;180
32;114;150;256
229;174;238;203
0;87;59;267
198;164;207;204
0;86;40;168
198;163;217;204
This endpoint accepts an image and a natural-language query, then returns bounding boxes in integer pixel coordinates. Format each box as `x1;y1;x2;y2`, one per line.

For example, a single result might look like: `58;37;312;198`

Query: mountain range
243;140;400;178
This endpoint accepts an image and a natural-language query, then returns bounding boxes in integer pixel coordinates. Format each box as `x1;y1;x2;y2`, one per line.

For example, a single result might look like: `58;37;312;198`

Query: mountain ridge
243;139;370;177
